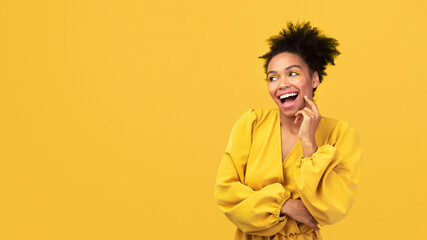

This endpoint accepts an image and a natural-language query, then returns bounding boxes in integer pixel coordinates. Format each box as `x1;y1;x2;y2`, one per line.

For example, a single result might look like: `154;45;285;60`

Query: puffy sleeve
293;121;362;227
214;109;292;236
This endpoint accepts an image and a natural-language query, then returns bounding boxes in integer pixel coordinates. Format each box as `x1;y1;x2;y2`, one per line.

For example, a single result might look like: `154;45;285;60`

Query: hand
294;96;321;156
281;198;320;231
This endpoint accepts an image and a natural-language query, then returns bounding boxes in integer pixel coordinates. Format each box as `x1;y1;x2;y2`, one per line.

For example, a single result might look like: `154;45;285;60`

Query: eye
269;76;278;81
289;71;300;77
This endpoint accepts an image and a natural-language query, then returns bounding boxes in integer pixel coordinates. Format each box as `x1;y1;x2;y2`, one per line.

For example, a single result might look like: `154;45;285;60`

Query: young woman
215;22;362;240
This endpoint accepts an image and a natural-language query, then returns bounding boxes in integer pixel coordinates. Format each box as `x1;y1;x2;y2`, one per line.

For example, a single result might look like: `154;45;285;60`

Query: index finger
304;96;320;114
312;217;319;225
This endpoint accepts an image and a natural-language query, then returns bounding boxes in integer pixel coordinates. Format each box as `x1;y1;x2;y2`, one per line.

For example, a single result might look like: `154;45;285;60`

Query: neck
279;111;301;135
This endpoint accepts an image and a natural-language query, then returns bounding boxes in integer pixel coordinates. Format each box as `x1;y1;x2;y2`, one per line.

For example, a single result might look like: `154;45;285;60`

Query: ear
311;71;320;88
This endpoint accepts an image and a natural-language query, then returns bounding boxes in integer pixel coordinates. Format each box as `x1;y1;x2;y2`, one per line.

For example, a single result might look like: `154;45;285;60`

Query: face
267;52;319;117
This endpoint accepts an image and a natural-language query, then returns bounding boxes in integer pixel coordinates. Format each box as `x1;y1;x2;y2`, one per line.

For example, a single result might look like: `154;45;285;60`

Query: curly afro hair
259;21;340;95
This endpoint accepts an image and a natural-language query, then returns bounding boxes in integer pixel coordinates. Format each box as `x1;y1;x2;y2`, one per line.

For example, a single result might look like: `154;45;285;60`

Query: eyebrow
267;65;303;75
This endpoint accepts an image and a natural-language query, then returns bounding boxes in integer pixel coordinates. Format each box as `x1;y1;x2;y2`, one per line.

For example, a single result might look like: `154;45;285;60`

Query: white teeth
279;92;298;99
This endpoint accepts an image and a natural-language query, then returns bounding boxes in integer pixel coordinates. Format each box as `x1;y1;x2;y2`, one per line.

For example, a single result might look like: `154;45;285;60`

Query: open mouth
279;92;299;105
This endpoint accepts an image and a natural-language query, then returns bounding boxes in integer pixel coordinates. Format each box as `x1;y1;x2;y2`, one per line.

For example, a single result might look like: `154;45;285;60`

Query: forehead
267;52;308;72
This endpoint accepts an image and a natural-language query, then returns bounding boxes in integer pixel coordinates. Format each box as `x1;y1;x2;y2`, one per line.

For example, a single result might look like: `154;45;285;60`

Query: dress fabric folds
215;108;362;240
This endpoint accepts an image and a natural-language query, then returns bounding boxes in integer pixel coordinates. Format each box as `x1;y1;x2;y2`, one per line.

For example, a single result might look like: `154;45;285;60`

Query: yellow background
1;0;426;239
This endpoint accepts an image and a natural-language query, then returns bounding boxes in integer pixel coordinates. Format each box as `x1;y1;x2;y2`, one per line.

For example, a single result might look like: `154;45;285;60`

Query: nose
279;77;290;89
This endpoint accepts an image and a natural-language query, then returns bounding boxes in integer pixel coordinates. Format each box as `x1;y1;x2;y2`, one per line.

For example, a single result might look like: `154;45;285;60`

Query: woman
214;22;362;240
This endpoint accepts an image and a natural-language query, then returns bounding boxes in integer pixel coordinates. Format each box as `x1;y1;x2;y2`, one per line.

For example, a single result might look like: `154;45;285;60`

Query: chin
276;101;301;117
277;105;297;117
281;110;298;118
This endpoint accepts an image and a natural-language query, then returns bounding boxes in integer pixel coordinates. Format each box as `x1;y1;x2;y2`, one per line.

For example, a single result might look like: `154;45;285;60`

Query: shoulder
229;108;278;134
320;116;356;131
319;116;359;143
233;108;278;125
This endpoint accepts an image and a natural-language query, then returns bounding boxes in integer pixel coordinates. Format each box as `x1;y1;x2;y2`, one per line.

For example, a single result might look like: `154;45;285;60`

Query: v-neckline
276;108;301;166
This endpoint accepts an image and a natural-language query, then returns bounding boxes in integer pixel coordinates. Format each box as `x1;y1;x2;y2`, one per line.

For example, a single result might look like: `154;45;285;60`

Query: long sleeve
214;109;292;236
293;121;362;227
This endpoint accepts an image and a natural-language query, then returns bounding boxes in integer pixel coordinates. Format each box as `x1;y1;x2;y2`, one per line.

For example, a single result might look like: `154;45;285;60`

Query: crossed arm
214;109;362;235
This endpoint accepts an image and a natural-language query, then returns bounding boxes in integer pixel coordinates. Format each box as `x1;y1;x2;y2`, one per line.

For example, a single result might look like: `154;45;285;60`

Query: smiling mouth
280;93;299;105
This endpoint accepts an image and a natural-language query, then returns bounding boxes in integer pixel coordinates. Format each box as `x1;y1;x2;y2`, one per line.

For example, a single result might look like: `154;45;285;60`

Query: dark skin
267;52;322;231
281;198;320;231
279;96;321;231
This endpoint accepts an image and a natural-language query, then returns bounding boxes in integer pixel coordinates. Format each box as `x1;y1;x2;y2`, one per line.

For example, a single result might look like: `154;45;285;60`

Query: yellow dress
215;108;362;240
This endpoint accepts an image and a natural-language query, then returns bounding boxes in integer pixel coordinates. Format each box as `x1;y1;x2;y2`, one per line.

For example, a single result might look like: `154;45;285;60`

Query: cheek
298;79;312;91
268;85;276;97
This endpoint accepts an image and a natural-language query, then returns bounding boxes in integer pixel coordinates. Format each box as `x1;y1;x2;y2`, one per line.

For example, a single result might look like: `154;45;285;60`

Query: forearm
301;139;318;157
293;141;362;226
216;182;291;236
280;198;291;216
279;198;320;231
